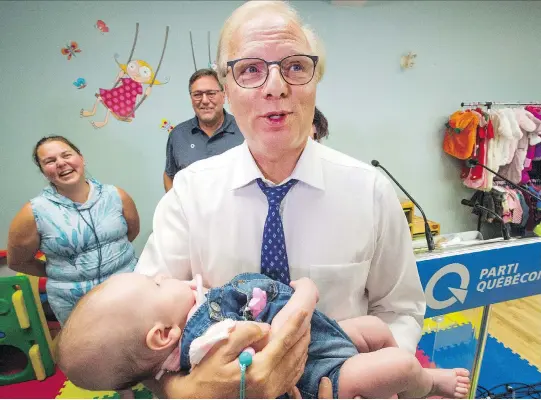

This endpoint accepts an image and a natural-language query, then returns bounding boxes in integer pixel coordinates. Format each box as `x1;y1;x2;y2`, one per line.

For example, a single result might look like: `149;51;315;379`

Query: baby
56;272;470;399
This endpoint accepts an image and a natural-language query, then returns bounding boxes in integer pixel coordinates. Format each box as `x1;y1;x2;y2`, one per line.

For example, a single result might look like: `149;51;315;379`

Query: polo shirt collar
191;110;236;135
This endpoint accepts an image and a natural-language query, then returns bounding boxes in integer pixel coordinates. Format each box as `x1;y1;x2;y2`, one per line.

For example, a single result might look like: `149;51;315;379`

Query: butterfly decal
95;20;109;34
73;78;87;89
161;119;175;133
61;41;81;60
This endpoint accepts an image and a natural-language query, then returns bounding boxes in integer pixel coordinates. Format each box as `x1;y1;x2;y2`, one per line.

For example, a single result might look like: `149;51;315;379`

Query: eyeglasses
226;55;319;89
190;90;221;101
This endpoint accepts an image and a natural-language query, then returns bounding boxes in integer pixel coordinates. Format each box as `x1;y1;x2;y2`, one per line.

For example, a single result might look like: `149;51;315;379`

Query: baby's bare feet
427;368;470;399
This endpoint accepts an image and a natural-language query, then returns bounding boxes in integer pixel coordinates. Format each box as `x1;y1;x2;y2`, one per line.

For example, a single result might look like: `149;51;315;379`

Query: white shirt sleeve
365;173;426;354
135;175;193;280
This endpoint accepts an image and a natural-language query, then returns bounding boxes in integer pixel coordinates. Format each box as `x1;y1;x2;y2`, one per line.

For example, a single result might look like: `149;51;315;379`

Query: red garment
461;109;491;181
487;118;495;139
470;109;491;180
99;77;143;118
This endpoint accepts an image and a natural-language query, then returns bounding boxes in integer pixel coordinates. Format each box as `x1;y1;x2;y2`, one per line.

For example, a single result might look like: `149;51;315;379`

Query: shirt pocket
309;260;370;321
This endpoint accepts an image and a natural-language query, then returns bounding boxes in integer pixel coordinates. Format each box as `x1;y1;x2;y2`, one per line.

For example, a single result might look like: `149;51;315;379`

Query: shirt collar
230;137;325;191
191;110;237;135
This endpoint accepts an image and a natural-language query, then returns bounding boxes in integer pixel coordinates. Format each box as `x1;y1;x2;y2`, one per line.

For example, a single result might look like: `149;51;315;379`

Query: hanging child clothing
444;105;541;192
443;110;480;160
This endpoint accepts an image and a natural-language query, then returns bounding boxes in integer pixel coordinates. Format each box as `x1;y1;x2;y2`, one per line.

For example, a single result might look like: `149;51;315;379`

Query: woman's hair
33;135;82;172
313;107;329;141
216;0;326;84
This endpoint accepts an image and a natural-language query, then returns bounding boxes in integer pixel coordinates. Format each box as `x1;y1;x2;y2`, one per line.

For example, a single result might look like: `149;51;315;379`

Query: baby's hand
185;274;209;295
290;278;319;304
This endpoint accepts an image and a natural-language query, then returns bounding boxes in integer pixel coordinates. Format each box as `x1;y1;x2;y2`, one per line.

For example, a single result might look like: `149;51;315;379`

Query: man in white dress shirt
136;0;425;397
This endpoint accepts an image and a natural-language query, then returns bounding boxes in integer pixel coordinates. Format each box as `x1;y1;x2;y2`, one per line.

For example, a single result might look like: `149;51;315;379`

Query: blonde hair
216;0;326;84
120;60;162;85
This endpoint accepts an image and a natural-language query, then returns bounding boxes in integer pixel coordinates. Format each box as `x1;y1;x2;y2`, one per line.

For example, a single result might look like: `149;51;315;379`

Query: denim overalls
180;273;358;399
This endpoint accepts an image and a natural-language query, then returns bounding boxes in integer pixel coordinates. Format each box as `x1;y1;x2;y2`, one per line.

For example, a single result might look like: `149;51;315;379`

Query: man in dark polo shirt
163;69;244;191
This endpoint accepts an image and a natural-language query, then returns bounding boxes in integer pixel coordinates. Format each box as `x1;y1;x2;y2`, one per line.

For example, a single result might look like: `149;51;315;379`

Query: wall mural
77;23;170;129
61;41;81;61
73;78;87;89
95;20;109;34
61;22;217;132
160;119;176;133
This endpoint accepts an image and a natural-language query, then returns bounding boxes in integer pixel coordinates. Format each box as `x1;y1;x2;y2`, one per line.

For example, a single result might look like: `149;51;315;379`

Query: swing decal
189;30;217;71
80;23;170;129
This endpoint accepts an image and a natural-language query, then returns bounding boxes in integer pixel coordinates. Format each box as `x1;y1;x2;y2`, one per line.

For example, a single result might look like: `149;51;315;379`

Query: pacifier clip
239;347;255;399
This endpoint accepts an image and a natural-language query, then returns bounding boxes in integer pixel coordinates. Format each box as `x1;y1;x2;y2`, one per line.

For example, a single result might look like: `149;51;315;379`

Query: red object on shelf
39;277;48;293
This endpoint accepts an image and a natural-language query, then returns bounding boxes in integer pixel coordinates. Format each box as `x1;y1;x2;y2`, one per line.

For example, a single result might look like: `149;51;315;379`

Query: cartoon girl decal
80;60;161;129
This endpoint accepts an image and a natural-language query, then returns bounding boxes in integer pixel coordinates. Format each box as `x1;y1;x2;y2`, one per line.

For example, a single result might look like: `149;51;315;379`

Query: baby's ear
146;324;182;351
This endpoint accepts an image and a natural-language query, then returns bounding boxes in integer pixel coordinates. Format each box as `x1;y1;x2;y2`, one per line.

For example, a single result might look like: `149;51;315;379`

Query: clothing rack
459;101;541;230
461;101;541;108
457;100;541;398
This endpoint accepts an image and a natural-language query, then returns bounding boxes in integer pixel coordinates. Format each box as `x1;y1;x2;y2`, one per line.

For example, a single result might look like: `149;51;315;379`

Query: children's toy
0;275;55;385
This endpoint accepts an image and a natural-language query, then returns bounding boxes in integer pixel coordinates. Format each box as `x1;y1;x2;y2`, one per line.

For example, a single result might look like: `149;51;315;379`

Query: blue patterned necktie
257;178;298;285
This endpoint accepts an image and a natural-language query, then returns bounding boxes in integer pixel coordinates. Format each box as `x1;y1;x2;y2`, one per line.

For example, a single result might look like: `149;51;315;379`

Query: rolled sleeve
365;173;426;354
135;174;192;280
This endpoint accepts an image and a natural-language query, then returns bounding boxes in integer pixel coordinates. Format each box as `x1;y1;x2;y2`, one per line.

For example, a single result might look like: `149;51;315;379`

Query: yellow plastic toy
0;274;55;385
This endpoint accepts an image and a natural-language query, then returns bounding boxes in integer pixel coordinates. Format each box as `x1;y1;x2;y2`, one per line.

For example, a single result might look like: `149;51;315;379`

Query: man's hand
159;310;311;399
246;310;310;398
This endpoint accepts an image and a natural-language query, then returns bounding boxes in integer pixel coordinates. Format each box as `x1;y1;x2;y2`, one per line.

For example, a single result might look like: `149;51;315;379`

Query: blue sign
416;239;541;318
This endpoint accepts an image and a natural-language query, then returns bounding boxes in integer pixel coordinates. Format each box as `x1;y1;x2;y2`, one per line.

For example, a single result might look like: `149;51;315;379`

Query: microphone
461;199;510;240
371;160;435;251
465;159;541;202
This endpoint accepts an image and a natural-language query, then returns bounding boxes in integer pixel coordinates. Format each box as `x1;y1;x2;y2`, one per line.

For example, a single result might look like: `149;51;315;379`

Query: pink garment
525;110;541;146
99;77;143;117
502;109;522;165
499;134;528;184
534;144;541;161
186;281;263;369
501;194;511;223
155;345;181;380
515;109;537;132
521;145;536;183
156;274;208;380
506;189;523;224
247;288;268;319
189;319;237;367
499;109;537;184
493;110;513;168
525;106;541;120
